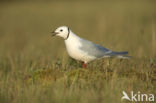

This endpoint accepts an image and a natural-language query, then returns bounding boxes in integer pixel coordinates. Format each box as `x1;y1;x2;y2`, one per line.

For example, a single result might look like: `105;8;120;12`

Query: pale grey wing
79;38;112;58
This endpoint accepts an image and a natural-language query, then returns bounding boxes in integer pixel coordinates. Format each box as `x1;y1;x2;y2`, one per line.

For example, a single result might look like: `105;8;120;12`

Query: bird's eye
60;29;63;32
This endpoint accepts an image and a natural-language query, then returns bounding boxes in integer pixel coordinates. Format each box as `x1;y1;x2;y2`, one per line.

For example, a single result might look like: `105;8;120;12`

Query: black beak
51;31;58;36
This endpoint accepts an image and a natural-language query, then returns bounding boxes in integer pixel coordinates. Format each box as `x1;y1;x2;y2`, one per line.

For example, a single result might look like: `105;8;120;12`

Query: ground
0;1;156;103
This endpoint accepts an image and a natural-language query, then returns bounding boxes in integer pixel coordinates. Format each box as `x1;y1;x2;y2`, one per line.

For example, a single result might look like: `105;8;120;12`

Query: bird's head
51;26;70;40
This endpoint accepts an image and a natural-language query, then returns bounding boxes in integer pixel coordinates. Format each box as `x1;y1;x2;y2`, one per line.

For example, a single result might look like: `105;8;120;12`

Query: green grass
0;1;156;103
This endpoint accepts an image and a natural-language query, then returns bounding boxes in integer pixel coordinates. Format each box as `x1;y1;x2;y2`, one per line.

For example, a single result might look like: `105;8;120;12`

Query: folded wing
79;38;128;58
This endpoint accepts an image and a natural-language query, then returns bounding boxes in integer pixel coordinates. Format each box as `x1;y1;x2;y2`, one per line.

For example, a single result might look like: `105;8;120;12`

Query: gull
51;26;129;68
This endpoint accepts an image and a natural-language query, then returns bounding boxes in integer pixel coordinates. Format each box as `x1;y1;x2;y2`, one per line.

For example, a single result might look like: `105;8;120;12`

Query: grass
0;1;156;103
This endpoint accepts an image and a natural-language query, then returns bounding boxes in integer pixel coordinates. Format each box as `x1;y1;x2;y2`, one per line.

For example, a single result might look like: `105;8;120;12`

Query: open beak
51;31;58;36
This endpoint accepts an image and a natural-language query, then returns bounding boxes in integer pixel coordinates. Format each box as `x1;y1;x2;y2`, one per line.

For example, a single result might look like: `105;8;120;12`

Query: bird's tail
109;51;130;59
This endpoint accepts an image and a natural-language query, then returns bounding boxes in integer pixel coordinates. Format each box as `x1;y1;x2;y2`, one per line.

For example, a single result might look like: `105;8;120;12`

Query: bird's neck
64;31;81;42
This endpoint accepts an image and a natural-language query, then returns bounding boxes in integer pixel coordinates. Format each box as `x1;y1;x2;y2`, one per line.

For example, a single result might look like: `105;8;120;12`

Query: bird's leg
82;62;87;68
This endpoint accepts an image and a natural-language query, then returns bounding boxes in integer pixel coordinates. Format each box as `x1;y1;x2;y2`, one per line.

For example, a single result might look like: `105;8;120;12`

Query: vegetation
0;1;156;103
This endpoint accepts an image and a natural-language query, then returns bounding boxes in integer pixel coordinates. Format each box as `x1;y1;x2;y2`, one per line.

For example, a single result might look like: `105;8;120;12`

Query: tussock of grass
0;56;156;103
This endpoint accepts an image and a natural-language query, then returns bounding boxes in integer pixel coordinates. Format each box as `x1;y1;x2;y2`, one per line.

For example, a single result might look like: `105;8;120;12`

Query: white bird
51;26;129;68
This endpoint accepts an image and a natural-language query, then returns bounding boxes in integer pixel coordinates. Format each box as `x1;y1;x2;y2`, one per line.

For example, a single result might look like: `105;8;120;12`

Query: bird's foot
82;62;87;68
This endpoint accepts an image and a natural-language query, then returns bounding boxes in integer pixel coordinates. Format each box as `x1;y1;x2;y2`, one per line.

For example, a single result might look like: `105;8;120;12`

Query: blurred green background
0;0;156;60
0;0;156;103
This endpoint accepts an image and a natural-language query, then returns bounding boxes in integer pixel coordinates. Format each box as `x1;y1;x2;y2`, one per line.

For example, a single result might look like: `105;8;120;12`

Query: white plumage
52;26;129;68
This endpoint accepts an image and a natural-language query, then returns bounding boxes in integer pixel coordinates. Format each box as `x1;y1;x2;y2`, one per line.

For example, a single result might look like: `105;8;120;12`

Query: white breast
64;33;96;63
